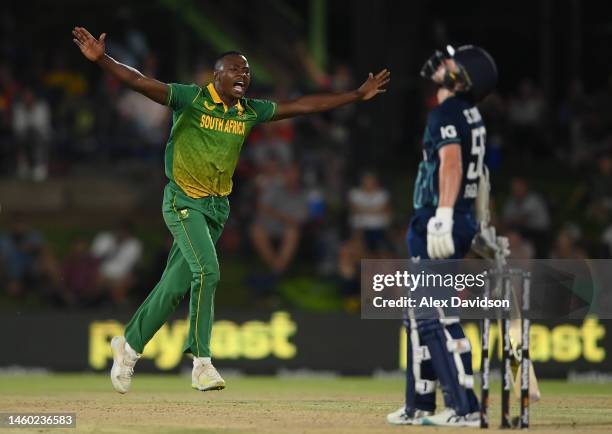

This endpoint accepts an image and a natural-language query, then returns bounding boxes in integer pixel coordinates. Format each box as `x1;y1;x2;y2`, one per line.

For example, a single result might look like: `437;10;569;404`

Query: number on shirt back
467;126;485;180
464;126;486;198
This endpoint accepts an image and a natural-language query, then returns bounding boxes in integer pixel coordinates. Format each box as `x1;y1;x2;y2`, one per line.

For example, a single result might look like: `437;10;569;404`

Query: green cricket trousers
124;182;230;357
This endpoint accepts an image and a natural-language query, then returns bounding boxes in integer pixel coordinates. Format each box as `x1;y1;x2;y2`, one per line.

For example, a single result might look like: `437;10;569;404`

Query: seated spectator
116;54;169;153
254;157;284;195
12;87;52;181
250;165;308;274
37;244;63;303
348;172;393;255
507;79;546;156
337;234;366;296
249;121;294;168
91;221;143;305
502;177;550;257
550;225;587;259
507;79;545;129
0;219;45;298
60;238;102;306
505;230;535;260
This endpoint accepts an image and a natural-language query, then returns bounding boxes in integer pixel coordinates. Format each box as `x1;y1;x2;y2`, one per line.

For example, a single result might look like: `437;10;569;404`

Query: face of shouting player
214;54;251;103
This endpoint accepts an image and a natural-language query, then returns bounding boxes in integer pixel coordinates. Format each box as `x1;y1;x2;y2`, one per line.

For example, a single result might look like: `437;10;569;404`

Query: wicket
480;269;531;429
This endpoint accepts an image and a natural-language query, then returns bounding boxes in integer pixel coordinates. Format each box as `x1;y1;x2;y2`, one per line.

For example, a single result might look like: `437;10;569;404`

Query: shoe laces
118;358;136;380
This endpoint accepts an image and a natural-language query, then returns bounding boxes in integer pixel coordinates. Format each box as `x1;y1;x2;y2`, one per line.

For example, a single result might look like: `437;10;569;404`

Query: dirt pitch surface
1;374;611;433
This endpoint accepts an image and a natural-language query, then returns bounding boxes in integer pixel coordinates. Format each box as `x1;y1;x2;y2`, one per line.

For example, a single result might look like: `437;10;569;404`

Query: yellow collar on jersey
207;82;244;114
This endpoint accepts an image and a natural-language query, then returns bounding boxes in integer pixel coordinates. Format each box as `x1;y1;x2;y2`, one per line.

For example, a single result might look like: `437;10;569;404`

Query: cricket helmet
420;44;498;102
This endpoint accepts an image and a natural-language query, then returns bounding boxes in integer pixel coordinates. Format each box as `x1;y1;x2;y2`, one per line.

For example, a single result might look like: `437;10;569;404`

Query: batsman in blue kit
387;45;497;427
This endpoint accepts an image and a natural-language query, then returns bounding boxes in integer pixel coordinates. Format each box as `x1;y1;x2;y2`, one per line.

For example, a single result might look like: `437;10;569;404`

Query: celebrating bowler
73;26;390;394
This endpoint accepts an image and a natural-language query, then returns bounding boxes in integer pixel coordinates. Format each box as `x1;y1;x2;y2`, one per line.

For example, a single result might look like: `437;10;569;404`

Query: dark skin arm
438;144;463;208
272;69;390;121
74;27;390;117
72;27;168;105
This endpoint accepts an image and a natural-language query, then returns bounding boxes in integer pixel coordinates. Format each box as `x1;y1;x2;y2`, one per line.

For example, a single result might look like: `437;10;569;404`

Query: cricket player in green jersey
73;26;390;393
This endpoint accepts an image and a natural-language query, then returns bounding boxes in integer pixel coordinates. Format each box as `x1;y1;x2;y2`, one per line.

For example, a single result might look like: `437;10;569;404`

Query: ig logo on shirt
440;125;457;139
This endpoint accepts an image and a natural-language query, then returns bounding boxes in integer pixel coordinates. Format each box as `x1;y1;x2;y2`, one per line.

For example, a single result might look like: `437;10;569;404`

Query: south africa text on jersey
199;114;246;136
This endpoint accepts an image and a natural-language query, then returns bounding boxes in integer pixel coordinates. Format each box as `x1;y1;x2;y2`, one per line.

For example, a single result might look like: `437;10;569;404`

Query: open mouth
232;81;245;93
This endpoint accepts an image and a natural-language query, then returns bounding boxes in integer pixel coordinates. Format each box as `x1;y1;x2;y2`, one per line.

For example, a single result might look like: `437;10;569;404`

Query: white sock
194;357;211;366
124;341;140;359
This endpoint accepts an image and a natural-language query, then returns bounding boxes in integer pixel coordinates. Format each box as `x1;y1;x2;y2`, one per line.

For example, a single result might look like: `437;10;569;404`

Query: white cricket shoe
110;336;140;394
422;408;480;427
386;407;432;425
192;358;226;392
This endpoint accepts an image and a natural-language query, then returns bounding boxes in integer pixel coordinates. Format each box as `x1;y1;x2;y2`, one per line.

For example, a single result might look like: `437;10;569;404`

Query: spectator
502;177;550;257
37;244;63;303
105;8;150;68
254;156;284;194
60;238;102;306
249;121;294;168
337;233;366;296
505;230;535;260
12;87;52;181
558;79;587;159
507;79;545;156
348;172;393;255
116;54;169;154
42;53;88;98
507;79;545;128
91;221;143;305
0;219;45;297
250;165;308;273
550;225;587;259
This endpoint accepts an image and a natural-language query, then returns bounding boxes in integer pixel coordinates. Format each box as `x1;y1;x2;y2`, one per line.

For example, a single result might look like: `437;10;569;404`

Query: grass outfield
1;374;612;433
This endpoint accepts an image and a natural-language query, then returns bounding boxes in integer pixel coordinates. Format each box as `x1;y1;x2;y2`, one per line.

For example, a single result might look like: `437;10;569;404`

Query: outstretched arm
272;69;390;121
72;26;168;105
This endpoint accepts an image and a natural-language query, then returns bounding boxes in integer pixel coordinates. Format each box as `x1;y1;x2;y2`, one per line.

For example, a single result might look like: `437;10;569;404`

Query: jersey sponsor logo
199;114;246;136
440;125;458;139
204;101;217;111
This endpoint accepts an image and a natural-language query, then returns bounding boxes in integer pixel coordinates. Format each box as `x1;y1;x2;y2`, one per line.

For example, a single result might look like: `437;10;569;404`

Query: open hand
72;27;106;62
357;69;390;101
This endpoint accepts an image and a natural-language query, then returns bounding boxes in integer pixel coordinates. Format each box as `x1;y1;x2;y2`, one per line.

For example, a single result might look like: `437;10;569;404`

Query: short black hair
214;51;245;71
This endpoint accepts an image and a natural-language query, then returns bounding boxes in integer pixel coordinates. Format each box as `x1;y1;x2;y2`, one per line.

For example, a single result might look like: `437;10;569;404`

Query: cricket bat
508;318;541;402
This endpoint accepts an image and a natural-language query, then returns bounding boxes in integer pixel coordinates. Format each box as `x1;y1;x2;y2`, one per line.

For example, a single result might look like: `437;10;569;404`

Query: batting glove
427;207;455;259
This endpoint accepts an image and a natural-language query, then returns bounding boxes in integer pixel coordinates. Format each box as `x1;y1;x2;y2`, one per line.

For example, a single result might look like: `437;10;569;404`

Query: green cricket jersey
165;82;276;198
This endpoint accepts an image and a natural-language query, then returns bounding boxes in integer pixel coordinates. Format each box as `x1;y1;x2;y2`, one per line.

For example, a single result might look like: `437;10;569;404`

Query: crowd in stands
1;13;612;310
0;219;143;307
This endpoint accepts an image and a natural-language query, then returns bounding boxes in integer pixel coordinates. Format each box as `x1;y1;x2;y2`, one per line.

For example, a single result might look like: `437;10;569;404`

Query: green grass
1;374;611;433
